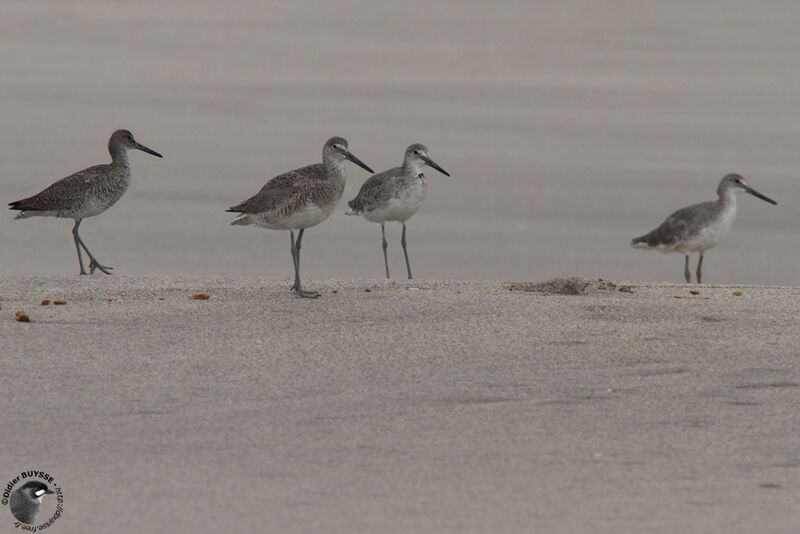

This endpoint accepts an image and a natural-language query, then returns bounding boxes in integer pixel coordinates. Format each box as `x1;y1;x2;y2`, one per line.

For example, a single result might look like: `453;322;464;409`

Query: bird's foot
294;288;321;299
89;260;113;275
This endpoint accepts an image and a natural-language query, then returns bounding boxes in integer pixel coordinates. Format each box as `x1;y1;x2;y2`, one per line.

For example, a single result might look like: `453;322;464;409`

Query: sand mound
508;277;632;295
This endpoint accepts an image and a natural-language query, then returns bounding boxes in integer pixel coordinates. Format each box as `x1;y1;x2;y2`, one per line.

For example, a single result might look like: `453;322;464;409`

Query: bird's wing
227;165;322;215
9;165;111;212
644;201;717;246
347;167;401;212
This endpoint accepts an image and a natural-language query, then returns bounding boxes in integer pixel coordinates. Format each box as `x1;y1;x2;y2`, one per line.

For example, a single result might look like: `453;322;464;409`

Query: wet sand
1;275;799;533
1;1;798;285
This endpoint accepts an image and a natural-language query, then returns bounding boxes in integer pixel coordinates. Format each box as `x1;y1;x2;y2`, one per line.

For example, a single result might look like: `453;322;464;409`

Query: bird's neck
718;188;737;208
110;146;130;169
403;160;424;178
323;159;346;180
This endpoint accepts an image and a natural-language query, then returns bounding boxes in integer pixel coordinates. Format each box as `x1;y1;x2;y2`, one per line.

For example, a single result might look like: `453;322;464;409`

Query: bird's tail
630;234;652;249
8;200;36;219
345;198;360;216
229;213;252;226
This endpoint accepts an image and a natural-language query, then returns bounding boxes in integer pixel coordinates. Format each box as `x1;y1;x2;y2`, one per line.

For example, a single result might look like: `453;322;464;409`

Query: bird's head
110;129;163;158
404;143;450;177
323;137;373;173
16;481;54;502
720;174;776;205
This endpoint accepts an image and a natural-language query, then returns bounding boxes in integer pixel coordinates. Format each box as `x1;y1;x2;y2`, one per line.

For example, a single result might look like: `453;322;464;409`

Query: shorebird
8;129;162;275
227;137;373;298
346;143;449;279
631;174;776;283
9;481;55;525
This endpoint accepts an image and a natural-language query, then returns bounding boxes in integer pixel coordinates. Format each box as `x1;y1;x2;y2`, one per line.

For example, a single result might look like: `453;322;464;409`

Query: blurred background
1;0;798;285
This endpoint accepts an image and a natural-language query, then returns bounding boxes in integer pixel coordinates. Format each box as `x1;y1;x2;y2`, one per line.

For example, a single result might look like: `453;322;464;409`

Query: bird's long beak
345;151;374;174
45;488;55;495
134;142;163;158
423;156;450;177
744;185;777;205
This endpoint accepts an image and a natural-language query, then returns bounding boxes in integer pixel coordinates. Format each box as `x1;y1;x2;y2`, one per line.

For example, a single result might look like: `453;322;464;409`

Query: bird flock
9;130;777;295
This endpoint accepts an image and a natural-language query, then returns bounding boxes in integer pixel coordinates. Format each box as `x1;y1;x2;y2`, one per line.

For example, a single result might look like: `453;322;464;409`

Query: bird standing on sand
9;481;55;525
346;143;449;279
227;137;373;298
8;129;163;275
631;174;776;283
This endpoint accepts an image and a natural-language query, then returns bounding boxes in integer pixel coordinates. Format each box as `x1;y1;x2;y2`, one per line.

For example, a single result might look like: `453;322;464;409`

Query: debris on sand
508;277;629;295
732;290;743;296
192;293;210;300
41;299;51;306
15;310;30;322
53;299;67;305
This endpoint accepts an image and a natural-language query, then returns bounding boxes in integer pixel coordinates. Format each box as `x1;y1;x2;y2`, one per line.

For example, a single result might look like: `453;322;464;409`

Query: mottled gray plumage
347;143;449;279
228;137;373;298
631;173;776;283
9;129;162;274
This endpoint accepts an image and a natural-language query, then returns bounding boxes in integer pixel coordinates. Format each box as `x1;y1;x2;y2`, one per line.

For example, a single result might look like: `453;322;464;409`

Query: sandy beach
1;275;799;533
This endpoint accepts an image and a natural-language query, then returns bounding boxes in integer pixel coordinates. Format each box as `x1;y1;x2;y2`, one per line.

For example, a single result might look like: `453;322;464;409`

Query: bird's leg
290;229;319;299
289;230;299;291
684;254;691;283
381;223;390;279
401;223;412;280
696;253;704;284
72;219;87;275
73;220;112;275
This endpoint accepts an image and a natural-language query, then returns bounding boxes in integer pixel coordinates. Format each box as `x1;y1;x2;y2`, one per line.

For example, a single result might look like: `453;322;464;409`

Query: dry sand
1;275;799;533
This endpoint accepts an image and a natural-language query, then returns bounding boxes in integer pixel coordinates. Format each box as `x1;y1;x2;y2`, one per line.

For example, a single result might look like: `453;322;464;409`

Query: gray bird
631;174;776;283
9;481;54;525
9;129;162;275
346;143;449;279
227;137;373;298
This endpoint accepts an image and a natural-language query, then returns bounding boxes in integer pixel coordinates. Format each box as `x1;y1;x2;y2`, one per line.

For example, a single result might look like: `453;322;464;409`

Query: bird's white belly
678;207;736;253
365;181;427;223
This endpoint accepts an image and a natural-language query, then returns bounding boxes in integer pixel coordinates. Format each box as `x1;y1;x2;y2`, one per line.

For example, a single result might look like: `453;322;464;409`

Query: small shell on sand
15;310;30;322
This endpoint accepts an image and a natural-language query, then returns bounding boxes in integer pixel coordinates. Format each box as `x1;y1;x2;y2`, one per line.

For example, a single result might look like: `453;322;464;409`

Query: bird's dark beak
744;185;777;205
345;151;374;174
134;142;163;158
45;488;55;495
423;156;450;177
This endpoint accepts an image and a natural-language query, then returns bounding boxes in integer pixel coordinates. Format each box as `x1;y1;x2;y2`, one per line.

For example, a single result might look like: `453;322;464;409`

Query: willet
631;173;776;283
346;143;449;279
9;129;162;275
227;137;373;298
